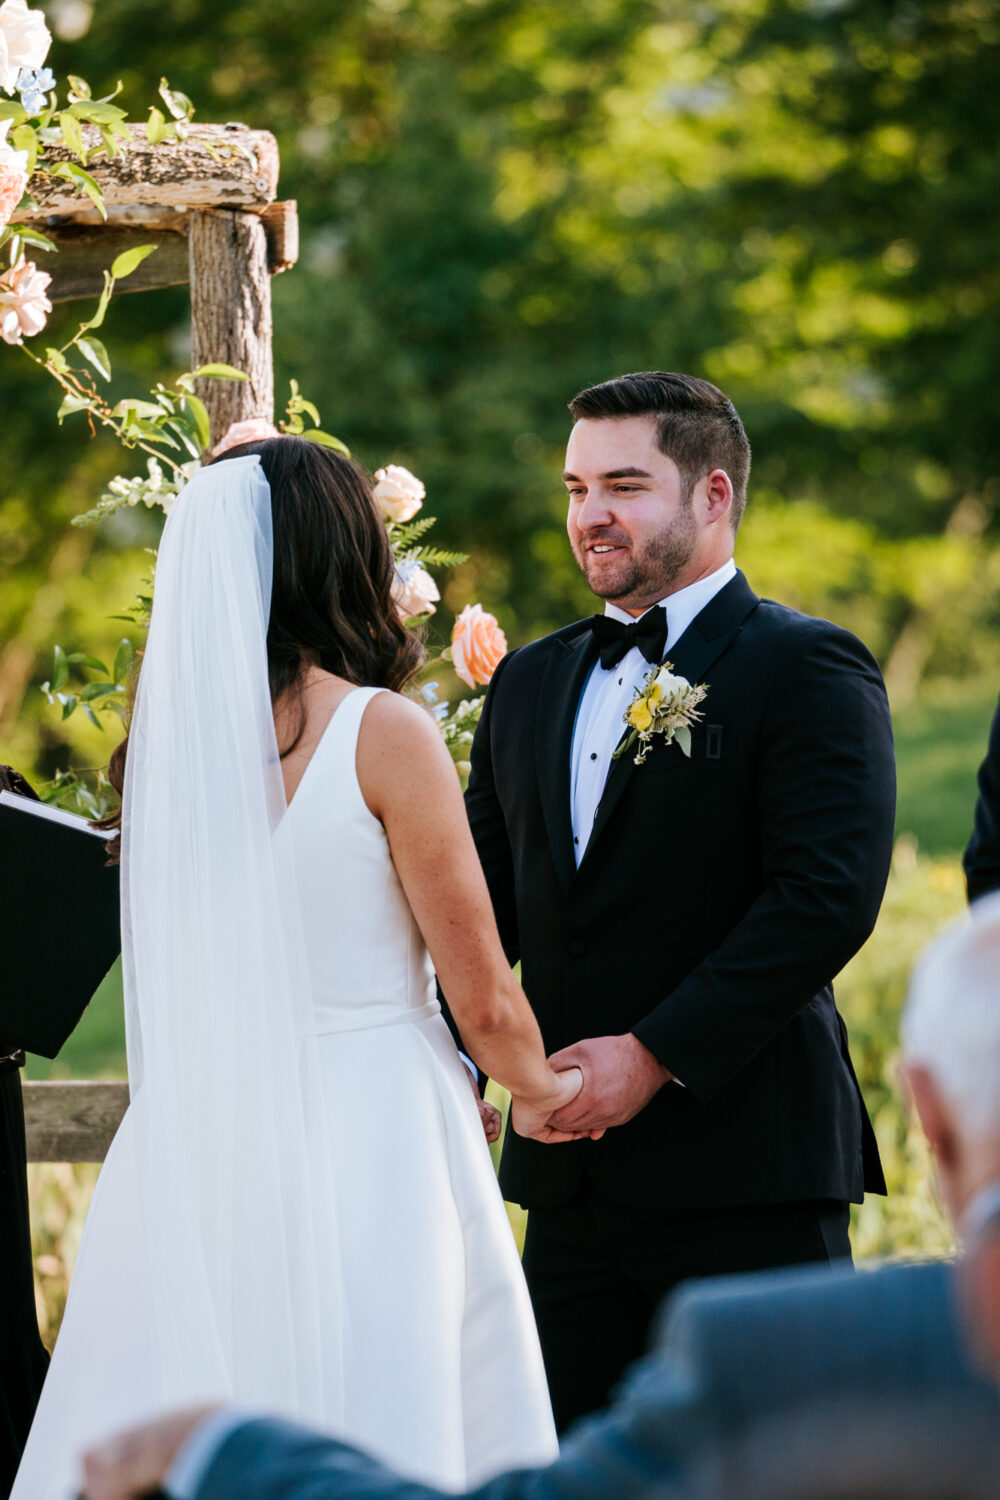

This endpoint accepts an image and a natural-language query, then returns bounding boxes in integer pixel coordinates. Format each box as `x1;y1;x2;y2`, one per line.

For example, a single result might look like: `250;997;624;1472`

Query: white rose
0;255;51;344
0;0;52;95
392;561;439;620
373;464;425;523
653;667;689;699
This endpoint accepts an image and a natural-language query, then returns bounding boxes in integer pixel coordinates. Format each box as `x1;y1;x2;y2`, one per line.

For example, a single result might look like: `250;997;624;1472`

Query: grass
892;676;995;859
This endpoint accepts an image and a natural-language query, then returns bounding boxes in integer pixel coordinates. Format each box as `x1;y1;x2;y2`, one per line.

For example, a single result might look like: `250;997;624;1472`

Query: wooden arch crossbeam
19;122;299;442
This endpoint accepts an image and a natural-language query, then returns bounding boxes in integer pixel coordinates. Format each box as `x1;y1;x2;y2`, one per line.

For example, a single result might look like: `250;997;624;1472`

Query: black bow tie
589;606;667;670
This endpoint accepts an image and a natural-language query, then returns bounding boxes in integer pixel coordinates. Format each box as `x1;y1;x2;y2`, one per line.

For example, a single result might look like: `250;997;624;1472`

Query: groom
460;372;895;1430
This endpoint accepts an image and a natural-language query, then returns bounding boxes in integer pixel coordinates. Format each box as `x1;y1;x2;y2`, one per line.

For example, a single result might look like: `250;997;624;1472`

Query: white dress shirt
569;559;736;866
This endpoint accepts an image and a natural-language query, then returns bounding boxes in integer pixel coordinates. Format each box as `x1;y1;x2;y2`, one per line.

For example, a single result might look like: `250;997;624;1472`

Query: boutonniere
613;661;708;766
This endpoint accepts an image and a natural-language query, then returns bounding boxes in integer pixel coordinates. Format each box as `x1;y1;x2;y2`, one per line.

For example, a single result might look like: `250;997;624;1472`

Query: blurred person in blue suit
78;896;1000;1500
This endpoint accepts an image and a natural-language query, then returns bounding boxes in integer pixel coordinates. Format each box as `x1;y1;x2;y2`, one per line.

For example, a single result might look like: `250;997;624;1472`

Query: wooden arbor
19;122;298;440
21;122;299;1159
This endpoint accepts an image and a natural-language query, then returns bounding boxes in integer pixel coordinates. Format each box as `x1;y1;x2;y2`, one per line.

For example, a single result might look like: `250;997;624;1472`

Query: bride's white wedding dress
14;686;557;1499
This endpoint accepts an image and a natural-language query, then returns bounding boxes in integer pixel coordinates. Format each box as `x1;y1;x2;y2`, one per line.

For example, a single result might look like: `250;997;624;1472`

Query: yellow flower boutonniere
614;661;708;766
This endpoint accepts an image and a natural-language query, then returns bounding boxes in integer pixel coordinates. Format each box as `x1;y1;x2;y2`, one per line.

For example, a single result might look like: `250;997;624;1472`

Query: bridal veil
121;454;344;1420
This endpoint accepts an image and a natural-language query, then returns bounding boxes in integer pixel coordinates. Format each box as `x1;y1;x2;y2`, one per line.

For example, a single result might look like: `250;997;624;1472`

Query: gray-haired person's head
901;892;1000;1229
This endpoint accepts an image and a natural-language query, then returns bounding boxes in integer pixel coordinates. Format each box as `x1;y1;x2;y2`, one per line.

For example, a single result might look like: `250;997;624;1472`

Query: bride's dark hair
97;434;423;856
220;435;424;743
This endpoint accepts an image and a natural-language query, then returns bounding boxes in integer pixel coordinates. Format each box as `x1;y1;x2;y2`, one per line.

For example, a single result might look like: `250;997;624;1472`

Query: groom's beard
575;506;698;607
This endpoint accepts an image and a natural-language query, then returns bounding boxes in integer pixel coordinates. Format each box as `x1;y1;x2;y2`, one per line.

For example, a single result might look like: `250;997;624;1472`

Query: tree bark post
188;208;275;446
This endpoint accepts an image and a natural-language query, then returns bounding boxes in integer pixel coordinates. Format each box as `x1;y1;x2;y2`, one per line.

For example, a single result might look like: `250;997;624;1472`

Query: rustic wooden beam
259;199;299;274
23;1080;129;1163
43;226;188;303
20;123;279;228
189;208;274;440
41;203;299;303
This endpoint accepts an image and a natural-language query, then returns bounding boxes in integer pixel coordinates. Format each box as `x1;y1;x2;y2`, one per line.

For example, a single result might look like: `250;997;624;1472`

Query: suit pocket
644;723;738;772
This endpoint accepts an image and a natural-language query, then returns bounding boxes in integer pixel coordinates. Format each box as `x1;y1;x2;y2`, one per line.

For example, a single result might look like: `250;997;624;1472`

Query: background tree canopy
2;0;998;803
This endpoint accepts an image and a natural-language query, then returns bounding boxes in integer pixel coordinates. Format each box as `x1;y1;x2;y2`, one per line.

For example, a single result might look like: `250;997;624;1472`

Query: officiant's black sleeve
631;625;895;1103
963;694;1000;903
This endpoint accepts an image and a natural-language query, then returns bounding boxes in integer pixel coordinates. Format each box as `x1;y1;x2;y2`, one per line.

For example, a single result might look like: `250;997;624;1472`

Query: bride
13;438;583;1499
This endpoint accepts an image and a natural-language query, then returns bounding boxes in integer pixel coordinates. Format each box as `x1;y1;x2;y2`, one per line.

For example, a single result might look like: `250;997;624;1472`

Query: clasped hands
511;1033;672;1144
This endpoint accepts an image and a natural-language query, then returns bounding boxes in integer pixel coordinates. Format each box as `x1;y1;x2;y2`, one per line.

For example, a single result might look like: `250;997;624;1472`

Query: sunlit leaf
302;429;351;455
180;394;211;450
113;639;135;683
159;77;195;122
110;243;157;280
146;107;169;146
12;224;55;253
67;653;109;674
56;392;93;421
191;362;248;382
58;110;86;159
77;336;112;381
51;646;69;693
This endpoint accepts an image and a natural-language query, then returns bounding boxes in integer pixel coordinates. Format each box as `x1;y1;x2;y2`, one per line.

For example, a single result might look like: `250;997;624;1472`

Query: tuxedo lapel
582;572;760;865
535;627;599;892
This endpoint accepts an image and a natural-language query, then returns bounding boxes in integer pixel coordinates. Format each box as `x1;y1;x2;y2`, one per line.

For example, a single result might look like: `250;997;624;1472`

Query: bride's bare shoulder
361;688;442;751
358;691;455;814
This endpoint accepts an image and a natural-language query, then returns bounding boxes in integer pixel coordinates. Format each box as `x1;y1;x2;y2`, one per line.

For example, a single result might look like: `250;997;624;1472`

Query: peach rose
0;119;28;231
393;561;440;620
373;464;425;523
0;255;50;344
451;604;507;689
210;417;281;456
0;0;52;95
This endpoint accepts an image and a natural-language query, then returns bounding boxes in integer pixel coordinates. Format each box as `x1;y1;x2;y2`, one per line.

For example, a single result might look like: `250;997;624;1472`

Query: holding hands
543;1033;672;1136
510;1064;589;1143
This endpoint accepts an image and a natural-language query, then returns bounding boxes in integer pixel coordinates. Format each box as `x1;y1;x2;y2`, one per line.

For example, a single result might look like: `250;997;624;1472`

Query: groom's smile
564;414;727;616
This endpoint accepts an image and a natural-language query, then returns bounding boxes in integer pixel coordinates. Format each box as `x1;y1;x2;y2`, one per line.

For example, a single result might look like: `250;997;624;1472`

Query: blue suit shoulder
643;1257;987;1420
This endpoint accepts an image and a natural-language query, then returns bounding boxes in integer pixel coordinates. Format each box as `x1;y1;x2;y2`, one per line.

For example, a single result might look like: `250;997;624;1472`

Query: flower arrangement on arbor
2;3;506;812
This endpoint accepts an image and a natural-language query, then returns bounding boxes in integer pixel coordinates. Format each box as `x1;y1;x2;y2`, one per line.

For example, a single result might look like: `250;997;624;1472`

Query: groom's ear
700;469;734;526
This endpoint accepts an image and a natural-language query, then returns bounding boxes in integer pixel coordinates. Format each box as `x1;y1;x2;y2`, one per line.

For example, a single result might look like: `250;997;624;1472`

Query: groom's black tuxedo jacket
462;571;894;1212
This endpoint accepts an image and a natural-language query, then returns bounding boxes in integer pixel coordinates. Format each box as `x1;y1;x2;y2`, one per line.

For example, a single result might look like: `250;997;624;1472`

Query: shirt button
573;836;579;845
590;752;598;761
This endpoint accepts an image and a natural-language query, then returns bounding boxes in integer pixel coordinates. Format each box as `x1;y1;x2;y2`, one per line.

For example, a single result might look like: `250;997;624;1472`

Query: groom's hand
546;1034;672;1132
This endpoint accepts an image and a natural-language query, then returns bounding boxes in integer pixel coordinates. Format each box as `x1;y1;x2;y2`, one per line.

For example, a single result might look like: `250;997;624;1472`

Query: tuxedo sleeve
963;694;1000;903
632;625;895;1102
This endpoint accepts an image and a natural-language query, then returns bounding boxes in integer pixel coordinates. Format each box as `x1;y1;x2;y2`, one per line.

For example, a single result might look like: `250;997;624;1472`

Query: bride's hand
510;1066;590;1143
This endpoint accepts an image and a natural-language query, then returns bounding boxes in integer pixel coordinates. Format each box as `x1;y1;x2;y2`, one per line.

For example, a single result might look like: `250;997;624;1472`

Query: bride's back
281;679;438;1032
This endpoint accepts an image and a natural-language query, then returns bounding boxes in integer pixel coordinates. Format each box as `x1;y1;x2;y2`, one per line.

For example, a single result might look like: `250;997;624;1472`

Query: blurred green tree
2;0;998;792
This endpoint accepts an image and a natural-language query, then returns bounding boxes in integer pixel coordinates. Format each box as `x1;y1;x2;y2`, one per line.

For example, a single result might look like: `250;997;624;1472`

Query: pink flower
373;464;425;523
210;416;281;456
451;604;507;689
0;118;28;231
0;0;51;95
392;562;440;621
0;255;51;344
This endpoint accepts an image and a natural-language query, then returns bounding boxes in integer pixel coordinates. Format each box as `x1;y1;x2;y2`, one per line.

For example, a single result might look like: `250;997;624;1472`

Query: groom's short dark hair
568;372;751;530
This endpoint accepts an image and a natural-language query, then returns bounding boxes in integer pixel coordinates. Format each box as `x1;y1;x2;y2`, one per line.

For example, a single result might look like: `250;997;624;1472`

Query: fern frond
397;545;468;569
389;516;437;549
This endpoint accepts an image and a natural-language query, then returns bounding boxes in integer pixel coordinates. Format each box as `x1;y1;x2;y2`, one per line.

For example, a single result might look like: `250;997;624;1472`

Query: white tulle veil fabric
120;453;344;1422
